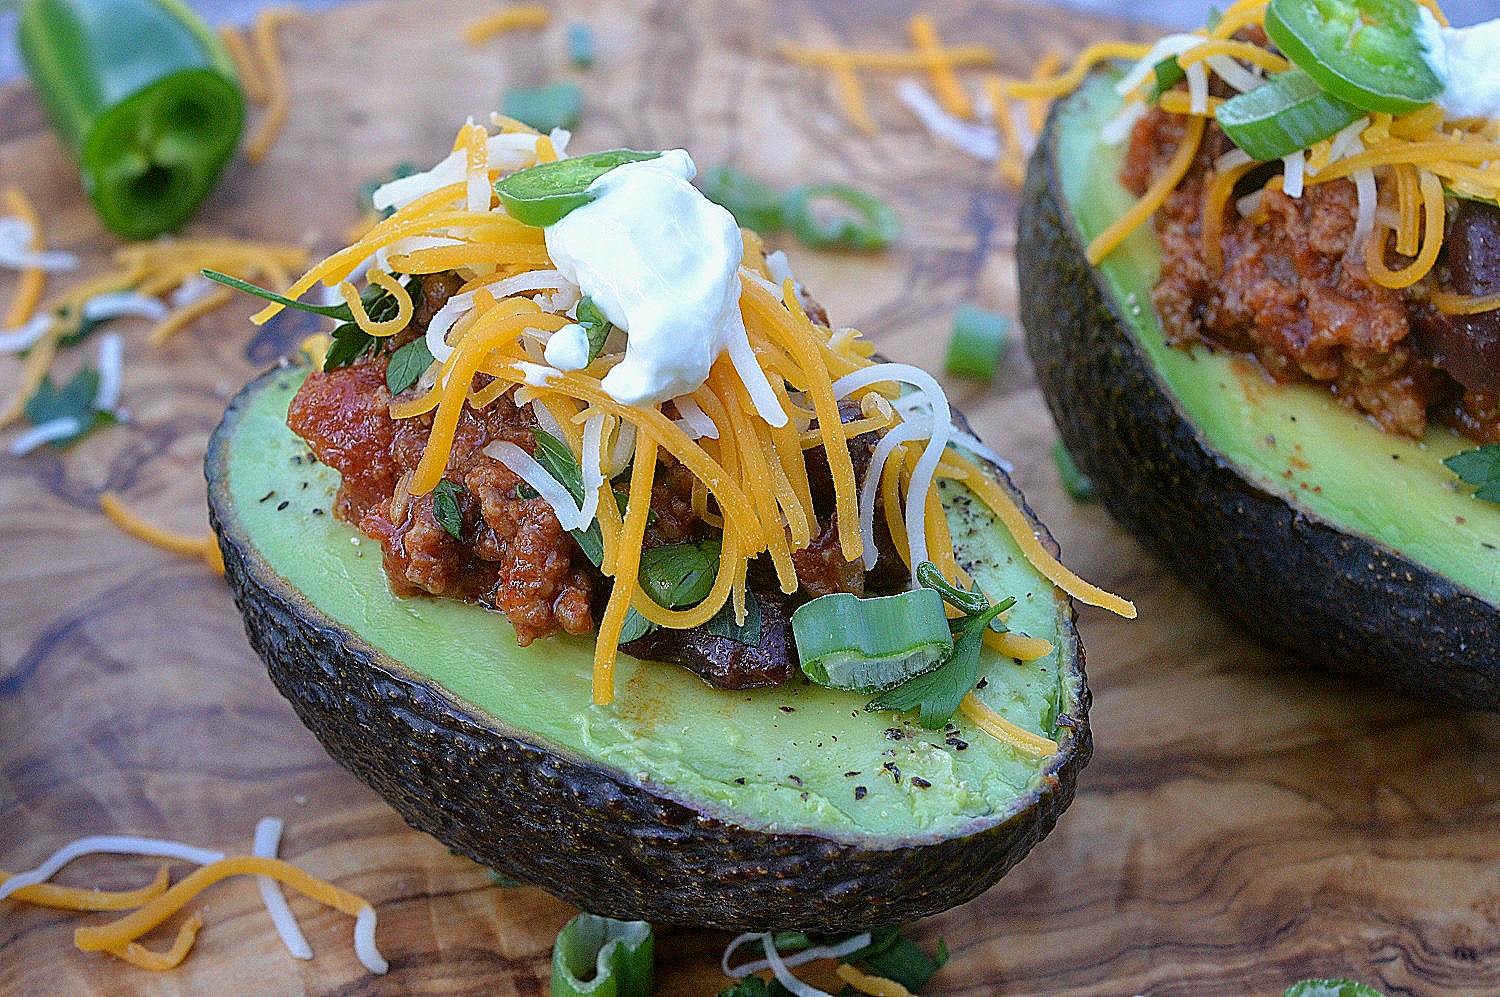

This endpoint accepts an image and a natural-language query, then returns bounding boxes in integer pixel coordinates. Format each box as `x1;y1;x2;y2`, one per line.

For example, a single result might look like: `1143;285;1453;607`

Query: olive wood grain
2;1;1498;994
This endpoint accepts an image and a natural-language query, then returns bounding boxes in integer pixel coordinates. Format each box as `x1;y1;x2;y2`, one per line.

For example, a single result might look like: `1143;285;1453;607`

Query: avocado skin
1016;97;1499;708
207;368;1092;931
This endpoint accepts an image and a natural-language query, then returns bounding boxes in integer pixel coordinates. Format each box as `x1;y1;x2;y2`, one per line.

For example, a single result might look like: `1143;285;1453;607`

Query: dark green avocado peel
1016;72;1500;708
206;367;1091;931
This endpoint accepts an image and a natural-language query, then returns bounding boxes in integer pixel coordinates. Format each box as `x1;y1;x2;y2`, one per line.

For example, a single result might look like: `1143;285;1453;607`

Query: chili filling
285;270;901;690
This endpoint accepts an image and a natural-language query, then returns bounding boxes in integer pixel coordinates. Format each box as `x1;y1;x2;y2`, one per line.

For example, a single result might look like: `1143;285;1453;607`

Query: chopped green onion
944;305;1011;381
566;23;597;68
699;164;785;233
1215;68;1363;162
793;588;953;693
494;149;662;227
782;184;900;251
551;914;653;997
1051;441;1095;502
1145;55;1186;103
502;81;584;134
866;594;1013;729
916;561;989;616
1283;981;1386;997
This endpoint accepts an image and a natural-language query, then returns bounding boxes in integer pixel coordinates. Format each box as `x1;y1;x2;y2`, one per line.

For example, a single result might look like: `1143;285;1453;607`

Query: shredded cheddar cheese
3;186;47;328
103;913;204;970
0;866;171;912
958;694;1059;757
463;4;550;46
99;493;225;575
837;963;916;997
246;7;303;164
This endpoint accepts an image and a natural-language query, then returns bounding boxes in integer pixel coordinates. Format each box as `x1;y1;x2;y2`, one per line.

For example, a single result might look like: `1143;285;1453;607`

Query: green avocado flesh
1058;73;1499;604
224;368;1077;840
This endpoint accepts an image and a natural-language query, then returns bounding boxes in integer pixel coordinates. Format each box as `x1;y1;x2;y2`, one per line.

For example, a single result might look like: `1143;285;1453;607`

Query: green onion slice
494;149;661;227
502;82;583;134
1215;68;1364;162
944;305;1011;381
793;588;954;693
782;184;901;251
551;914;654;997
1051;441;1095;502
699;164;785;233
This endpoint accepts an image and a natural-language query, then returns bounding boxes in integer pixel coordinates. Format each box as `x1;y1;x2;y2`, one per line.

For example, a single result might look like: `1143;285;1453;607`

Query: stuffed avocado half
1018;71;1499;706
208;365;1091;931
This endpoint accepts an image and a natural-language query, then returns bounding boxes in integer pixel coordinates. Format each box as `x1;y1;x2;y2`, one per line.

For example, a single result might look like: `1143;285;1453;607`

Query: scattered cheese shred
463;4;550;46
246;7;303;163
3;186;47;328
837;963;915;997
1004;41;1152;100
99;492;225;575
0;866;171;912
1429;288;1500;314
906;14;973;119
71;855;385;975
219;25;269;104
102;913;204;970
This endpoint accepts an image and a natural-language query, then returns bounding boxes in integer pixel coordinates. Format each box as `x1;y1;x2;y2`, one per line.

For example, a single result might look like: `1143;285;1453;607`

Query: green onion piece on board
566;23;596;68
18;0;246;240
494;149;661;227
699;164;785;233
1051;441;1095;502
551;914;654;997
1215;68;1363;162
944;305;1011;381
502;81;584;133
783;183;901;251
793;588;954;693
1265;0;1444;115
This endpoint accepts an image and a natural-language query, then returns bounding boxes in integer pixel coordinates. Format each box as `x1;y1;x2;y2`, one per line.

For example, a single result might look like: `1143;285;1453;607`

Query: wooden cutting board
2;1;1498;994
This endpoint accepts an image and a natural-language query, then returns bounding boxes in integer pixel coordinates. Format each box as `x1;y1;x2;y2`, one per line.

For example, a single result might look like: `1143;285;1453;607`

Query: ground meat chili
1123;105;1500;443
285;270;890;686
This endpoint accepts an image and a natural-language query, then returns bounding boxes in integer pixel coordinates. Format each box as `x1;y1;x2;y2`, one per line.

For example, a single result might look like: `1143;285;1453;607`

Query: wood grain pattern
2;1;1498;994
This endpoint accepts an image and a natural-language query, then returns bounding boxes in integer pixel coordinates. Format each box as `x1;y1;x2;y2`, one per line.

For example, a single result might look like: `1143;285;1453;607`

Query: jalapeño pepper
18;0;245;240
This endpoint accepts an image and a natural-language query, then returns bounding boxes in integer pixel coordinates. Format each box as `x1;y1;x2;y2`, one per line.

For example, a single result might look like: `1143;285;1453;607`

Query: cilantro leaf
386;337;434;394
432;479;466;539
1145;55;1186;102
716;978;793;997
575;296;613;364
1443;444;1500;503
23;368;109;448
705;587;762;645
324;322;376;370
617;607;655;645
846;929;949;992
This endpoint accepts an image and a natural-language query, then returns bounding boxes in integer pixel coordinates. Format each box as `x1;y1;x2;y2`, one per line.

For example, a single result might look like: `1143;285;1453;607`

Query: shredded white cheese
895;79;999;160
83;292;169;323
94;332;123;414
0;835;226;902
0;217;77;272
484;438;586;529
7;417;83;456
0;313;53;354
252;817;313;960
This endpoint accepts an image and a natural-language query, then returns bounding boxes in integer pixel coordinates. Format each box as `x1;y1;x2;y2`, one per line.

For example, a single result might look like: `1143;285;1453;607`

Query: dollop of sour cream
1419;10;1500;122
544;149;745;407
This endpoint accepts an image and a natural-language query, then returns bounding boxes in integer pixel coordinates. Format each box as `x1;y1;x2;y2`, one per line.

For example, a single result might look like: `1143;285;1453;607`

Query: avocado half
206;365;1091;931
1018;72;1500;707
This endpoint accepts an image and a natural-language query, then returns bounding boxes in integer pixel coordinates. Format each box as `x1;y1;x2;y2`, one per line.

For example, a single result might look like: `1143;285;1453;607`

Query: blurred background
0;0;1493;84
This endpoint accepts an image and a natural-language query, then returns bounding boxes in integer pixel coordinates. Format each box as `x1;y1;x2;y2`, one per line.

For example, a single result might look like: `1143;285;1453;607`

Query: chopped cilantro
432;479;466;539
1443;444;1500;503
23;368;110;448
386;337;435;394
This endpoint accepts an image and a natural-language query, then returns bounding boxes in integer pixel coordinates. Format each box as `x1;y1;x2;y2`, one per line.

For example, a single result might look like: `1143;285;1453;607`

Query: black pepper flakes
884;728;905;741
945;737;969;751
258;491;276;503
787;774;803;787
276;500;289;511
975;678;988;689
778;706;795;713
291;455;302;465
854;786;867;800
733;777;745;785
844;771;860;778
910;776;932;789
312;508;325;516
882;761;901;783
